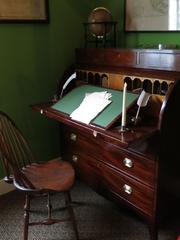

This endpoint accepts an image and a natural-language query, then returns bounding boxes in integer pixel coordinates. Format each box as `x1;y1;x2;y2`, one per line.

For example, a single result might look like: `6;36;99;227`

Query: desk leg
148;221;158;240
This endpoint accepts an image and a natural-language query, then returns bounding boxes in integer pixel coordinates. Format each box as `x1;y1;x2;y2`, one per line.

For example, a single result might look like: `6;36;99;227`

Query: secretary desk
32;48;180;240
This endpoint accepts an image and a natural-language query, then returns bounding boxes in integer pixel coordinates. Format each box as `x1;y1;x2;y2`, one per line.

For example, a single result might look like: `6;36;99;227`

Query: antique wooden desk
33;48;180;240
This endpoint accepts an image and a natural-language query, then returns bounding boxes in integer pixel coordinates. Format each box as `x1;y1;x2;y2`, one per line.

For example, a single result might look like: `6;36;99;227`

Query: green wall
1;0;180;179
0;0;91;178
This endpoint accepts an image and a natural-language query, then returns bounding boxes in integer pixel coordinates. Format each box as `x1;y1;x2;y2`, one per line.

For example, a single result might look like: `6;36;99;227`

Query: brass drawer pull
123;158;133;168
123;184;133;195
70;133;77;142
72;155;78;163
93;130;97;137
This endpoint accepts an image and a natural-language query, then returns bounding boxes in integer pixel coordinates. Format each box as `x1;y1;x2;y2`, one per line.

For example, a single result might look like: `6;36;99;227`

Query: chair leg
23;194;30;240
47;193;52;220
64;191;79;240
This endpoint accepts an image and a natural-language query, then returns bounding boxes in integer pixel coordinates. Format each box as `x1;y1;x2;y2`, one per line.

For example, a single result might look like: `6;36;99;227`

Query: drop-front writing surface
52;84;138;129
32;48;180;240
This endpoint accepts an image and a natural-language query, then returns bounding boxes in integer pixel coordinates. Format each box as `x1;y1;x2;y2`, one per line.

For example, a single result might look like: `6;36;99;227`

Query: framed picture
125;0;180;32
0;0;49;23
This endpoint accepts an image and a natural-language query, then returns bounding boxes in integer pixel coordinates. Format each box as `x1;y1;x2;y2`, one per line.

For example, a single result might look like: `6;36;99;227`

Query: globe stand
83;21;117;48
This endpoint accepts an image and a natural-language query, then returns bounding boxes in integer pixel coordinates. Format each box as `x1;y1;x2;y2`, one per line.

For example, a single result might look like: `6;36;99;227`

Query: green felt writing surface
52;85;138;128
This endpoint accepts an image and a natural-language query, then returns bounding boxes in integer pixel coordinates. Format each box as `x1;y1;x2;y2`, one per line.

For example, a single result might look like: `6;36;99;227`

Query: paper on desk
70;91;112;124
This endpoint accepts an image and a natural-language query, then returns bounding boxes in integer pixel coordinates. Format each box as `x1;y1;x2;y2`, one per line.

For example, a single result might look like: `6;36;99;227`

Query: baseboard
0;179;15;195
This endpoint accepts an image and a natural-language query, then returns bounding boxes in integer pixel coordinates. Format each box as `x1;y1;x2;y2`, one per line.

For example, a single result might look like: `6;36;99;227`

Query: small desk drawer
62;126;104;149
61;126;105;158
100;163;154;216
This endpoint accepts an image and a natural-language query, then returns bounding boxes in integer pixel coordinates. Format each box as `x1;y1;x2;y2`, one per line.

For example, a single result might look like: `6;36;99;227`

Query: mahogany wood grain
61;125;156;187
76;48;180;80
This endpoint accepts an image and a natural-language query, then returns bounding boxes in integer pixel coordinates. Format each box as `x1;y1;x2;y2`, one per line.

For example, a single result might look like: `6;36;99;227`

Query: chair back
0;111;35;189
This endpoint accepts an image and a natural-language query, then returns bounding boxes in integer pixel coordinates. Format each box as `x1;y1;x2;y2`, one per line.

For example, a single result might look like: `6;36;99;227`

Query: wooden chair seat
22;159;75;192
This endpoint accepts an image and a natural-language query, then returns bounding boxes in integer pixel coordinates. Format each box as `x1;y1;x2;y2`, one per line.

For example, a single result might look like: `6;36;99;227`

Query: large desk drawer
62;151;101;190
62;127;156;187
100;162;154;217
100;143;156;187
63;150;154;217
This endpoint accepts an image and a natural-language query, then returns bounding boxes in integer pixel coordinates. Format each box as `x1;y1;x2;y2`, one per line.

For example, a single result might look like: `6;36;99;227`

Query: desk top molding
76;48;180;78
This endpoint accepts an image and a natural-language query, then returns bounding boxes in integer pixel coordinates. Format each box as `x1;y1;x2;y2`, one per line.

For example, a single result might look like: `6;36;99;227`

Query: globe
88;7;113;37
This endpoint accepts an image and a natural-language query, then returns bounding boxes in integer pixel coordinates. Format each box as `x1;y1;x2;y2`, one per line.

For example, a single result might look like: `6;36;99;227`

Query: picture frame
125;0;180;32
0;0;49;23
